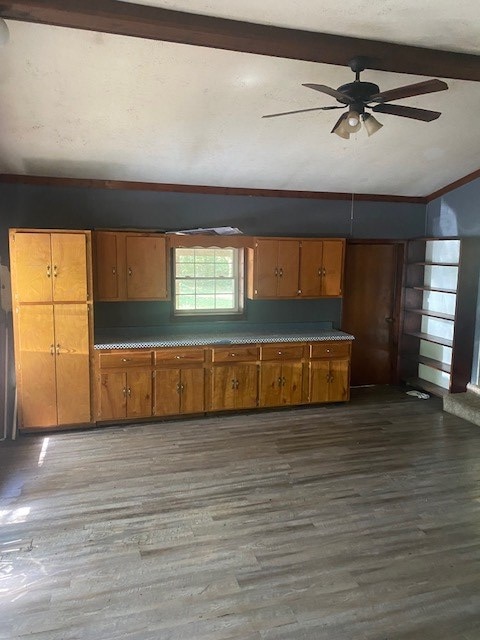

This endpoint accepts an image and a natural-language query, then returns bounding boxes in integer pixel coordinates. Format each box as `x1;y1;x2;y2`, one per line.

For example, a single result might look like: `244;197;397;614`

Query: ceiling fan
263;57;449;139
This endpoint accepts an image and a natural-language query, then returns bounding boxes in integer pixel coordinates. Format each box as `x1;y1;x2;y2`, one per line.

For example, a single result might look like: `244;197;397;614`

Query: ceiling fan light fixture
332;114;350;139
362;113;383;136
346;110;361;130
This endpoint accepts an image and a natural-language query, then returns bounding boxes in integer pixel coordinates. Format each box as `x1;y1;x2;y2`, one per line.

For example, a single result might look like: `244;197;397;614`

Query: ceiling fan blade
369;79;448;103
372;103;441;121
302;83;353;105
262;105;344;118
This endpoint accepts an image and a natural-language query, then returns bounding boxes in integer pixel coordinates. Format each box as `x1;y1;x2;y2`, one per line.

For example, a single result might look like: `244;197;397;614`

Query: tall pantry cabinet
9;230;94;429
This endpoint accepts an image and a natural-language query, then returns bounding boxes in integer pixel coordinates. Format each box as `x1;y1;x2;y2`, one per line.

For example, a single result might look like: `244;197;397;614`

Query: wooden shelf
410;286;457;295
403;353;451;374
404;331;453;348
406;377;449;397
406;308;455;321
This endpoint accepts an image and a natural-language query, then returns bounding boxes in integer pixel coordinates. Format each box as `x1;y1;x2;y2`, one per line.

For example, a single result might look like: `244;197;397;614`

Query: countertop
94;326;354;350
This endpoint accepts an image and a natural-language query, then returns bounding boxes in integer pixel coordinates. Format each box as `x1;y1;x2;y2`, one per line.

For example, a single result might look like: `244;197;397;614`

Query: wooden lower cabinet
154;367;204;416
210;364;258;411
100;369;152;420
259;362;303;407
16;303;91;428
309;358;350;403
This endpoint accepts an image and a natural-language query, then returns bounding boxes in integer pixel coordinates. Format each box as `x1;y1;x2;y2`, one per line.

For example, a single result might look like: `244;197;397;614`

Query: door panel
235;364;258;409
254;240;279;297
13;233;52;302
127;370;152;418
126;236;167;299
281;362;303;405
181;368;205;414
329;359;350;402
259;363;282;407
299;240;323;297
17;305;57;427
94;232;119;300
100;371;126;420
322;240;344;296
309;360;330;404
51;234;88;302
342;243;402;385
210;366;237;411
277;241;300;297
154;368;180;416
54;304;91;425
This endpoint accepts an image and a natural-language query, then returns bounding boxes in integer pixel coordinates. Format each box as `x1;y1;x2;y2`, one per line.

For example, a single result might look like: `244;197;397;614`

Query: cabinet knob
112;267;116;276
278;351;283;355
229;353;237;357
325;349;330;353
274;267;278;276
231;379;236;389
128;267;133;276
127;387;131;397
318;268;322;277
121;357;131;362
53;265;58;278
279;267;284;277
50;344;55;356
46;265;51;278
56;343;61;355
175;355;185;359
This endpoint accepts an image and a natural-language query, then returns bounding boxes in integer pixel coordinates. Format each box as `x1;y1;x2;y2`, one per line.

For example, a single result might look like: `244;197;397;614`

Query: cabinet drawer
310;341;351;359
155;347;205;364
261;344;305;361
99;351;153;369
212;346;259;363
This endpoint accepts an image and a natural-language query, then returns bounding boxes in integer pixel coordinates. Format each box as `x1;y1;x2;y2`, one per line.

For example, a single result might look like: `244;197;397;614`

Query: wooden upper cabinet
93;231;168;301
126;235;167;300
248;238;300;299
11;231;89;303
299;239;345;298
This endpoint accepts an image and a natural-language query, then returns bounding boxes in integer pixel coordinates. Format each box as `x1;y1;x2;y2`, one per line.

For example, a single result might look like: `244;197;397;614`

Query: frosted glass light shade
362;113;383;136
332;114;350;139
0;19;9;46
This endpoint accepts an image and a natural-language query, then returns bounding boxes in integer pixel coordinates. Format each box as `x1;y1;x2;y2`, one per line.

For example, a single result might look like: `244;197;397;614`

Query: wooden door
235;364;258;409
329;359;350;402
299;240;323;297
94;232;120;300
126;370;152;418
309;360;330;404
54;304;91;425
281;362;303;405
154;368;181;416
277;241;300;297
254;240;279;297
180;368;204;414
51;233;88;302
342;242;403;385
13;233;53;302
322;240;344;296
210;366;237;411
259;363;283;407
126;236;167;300
100;371;126;420
17;305;57;427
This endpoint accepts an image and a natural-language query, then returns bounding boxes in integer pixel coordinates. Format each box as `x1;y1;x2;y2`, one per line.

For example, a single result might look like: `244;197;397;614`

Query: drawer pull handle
123;387;127;397
279;267;284;277
53;265;58;278
46;264;51;278
50;344;55;356
56;343;61;355
112;267;116;276
318;268;322;277
231;379;236;389
122;358;131;362
229;353;237;357
127;387;131;397
325;349;330;353
274;267;278;276
175;355;186;359
128;267;133;276
278;351;283;355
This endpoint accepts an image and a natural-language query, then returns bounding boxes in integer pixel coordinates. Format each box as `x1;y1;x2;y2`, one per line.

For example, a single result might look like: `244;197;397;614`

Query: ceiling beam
1;0;479;81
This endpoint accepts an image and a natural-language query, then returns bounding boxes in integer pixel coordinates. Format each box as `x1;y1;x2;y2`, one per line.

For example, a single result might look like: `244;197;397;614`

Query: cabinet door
181;368;205;414
210;366;237;411
126;236;167;300
100;371;127;420
17;305;57;427
94;232;120;300
51;233;88;302
299;240;323;297
329;359;350;402
253;240;279;298
126;370;152;418
259;363;283;407
322;240;344;296
277;241;300;297
54;304;91;425
13;233;53;302
154;368;181;416
280;362;303;405
309;360;330;404
235;364;258;409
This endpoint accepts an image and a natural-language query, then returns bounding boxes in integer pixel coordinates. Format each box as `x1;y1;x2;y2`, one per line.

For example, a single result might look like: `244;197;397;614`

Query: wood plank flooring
1;386;480;639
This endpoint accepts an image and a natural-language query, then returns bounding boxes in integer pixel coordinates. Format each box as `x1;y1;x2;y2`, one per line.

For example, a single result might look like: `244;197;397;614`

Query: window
173;247;244;315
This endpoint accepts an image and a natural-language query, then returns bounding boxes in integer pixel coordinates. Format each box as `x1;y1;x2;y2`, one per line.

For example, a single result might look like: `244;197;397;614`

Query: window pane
195;263;215;278
176;295;196;310
176;263;195;278
196;279;216;294
196;295;215;309
176;280;195;294
216;295;235;309
176;249;195;263
215;279;235;294
215;262;233;277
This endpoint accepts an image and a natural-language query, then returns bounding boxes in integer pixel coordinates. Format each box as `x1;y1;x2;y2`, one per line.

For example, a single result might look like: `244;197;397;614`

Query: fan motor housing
336;81;379;104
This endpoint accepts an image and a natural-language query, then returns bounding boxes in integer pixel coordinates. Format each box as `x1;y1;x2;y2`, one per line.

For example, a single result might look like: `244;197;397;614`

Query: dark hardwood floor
1;387;480;639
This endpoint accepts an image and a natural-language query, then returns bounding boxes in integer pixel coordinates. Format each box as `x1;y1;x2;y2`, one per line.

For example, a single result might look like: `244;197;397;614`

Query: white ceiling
1;1;479;196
